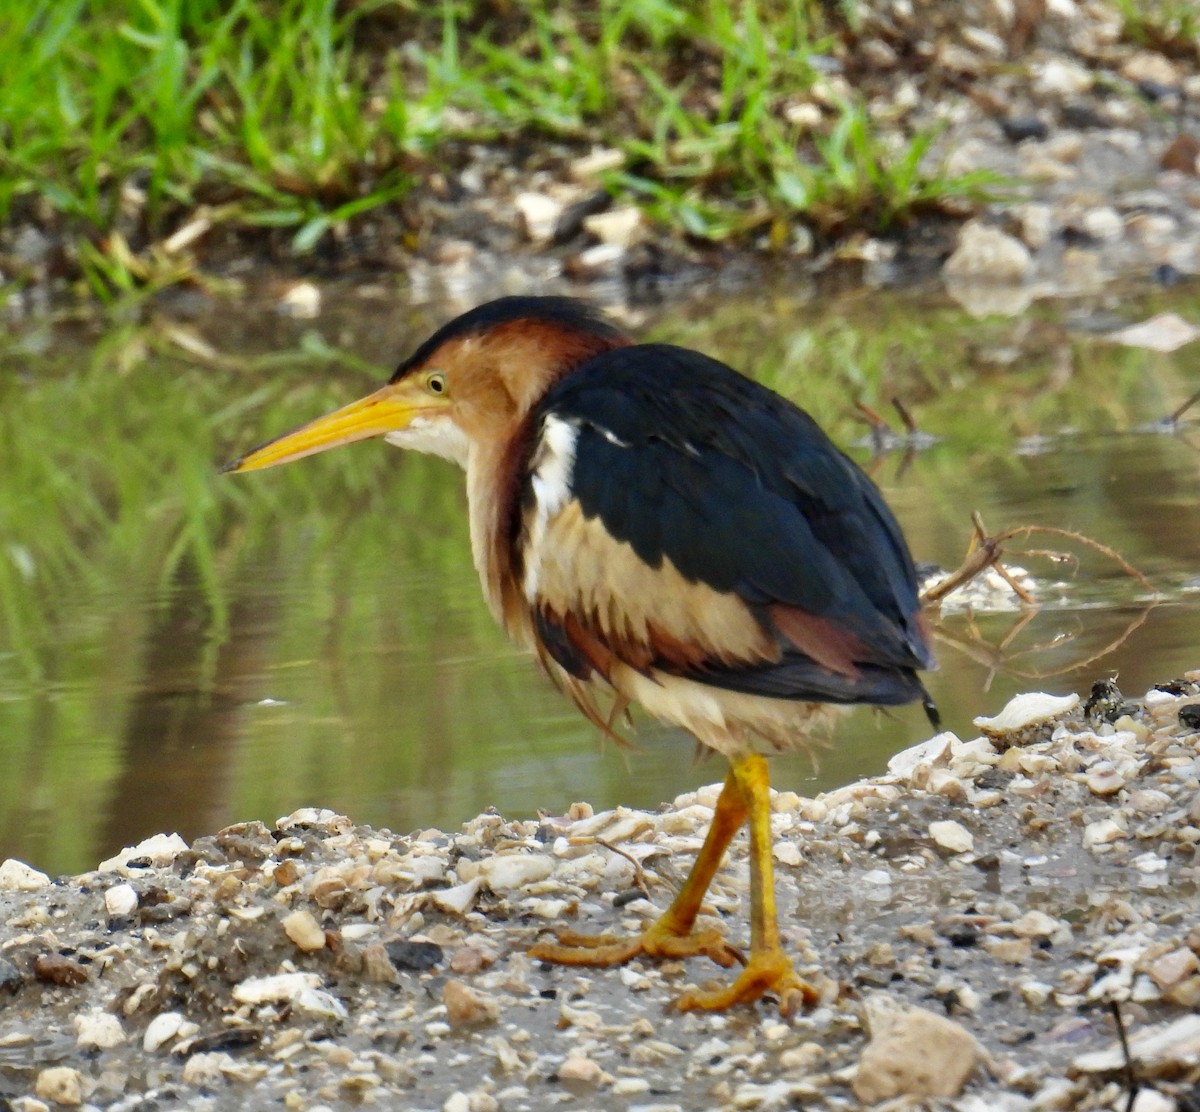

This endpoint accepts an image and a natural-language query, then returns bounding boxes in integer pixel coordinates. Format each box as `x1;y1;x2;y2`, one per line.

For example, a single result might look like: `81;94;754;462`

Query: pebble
513;192;563;243
582;206;644;247
74;1011;125;1050
556;1054;607;1085
34;1068;83;1106
103;882;138;917
443;979;500;1027
99;832;188;874
282;908;327;951
0;859;50;890
1083;818;1127;847
929;820;974;854
943;221;1033;283
854;996;982;1101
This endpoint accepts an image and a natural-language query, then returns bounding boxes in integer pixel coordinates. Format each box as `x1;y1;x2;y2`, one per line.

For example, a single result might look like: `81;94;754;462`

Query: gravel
3;674;1199;1110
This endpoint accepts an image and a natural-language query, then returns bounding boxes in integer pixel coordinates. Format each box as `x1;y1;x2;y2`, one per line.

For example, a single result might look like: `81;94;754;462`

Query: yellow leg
529;754;817;1014
676;753;817;1015
529;764;747;969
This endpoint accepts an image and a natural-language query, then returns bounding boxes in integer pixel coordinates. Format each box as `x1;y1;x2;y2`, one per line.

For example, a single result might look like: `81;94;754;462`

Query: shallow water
2;282;1198;875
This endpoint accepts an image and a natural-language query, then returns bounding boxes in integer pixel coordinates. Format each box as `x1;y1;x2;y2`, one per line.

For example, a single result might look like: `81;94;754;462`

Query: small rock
34;955;88;987
386;939;444;972
1149;947;1199;990
232;972;322;1005
556;1054;607;1085
74;1011;125;1050
1083;763;1125;796
582;206;643;247
569;147;624;181
929;820;974;854
282;909;326;952
1013;203;1055;249
183;1051;235;1086
1082;207;1122;241
104;883;138;918
1010;910;1059;938
1121;51;1180;88
443;979;500;1027
514;192;564;244
35;1067;83;1106
479;854;554;892
1032;58;1093;98
0;859;50;890
944;221;1033;284
278;281;321;319
431;878;483;916
1083;819;1127;848
99;832;188;874
854;996;982;1101
1161;134;1200;175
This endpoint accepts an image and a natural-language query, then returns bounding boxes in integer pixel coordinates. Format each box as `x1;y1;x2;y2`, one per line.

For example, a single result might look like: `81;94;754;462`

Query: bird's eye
426;371;447;396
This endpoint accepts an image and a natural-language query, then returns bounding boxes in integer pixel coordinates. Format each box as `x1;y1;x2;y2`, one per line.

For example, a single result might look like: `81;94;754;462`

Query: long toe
529;921;743;970
674;948;818;1015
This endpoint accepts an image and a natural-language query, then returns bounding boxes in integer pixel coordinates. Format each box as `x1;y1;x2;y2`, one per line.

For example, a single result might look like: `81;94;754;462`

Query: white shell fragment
143;1011;189;1052
478;854;554;893
99;832;189;874
1073;1013;1200;1074
74;1012;126;1050
974;692;1080;737
232;972;322;1006
282;909;327;952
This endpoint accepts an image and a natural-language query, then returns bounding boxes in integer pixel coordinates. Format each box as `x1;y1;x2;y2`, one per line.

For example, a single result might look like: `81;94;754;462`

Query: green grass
0;0;999;296
1114;0;1199;50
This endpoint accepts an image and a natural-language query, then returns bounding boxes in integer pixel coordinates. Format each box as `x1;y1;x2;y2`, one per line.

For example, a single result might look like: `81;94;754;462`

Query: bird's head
223;296;630;474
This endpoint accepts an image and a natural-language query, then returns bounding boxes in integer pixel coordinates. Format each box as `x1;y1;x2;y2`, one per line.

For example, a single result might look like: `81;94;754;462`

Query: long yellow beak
222;384;422;473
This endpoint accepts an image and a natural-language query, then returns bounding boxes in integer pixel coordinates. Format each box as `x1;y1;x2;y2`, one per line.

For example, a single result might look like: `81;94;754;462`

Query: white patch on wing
523;415;579;603
385;417;470;467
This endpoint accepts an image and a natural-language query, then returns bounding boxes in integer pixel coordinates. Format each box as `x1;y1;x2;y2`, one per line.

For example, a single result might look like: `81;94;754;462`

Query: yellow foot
676;947;818;1016
529;921;742;970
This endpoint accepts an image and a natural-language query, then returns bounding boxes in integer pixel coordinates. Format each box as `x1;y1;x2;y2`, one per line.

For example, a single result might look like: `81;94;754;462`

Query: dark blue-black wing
525;342;934;709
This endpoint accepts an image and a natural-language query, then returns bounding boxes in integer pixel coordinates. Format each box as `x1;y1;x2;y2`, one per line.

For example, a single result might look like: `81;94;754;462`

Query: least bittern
225;297;936;1013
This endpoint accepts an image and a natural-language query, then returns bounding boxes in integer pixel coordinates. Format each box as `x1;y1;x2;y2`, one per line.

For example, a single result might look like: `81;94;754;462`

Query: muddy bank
2;676;1199;1110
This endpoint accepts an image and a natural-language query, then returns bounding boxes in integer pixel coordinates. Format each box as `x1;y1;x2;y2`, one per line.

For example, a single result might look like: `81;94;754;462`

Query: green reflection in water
1;286;1198;875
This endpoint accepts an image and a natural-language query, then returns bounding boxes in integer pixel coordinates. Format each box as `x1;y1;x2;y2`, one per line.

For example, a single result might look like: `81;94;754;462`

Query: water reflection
1;285;1198;875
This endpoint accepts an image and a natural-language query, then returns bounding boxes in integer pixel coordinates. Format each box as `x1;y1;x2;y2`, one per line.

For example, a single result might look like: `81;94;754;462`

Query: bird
224;295;937;1013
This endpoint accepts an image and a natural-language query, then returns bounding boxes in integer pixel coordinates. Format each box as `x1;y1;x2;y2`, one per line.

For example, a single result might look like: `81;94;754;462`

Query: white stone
232;972;322;1005
582;206;643;247
944;221;1033;284
182;1051;235;1086
929;820;974;854
432;878;483;916
99;832;188;874
479;855;554;893
0;859;50;891
74;1011;125;1049
104;883;138;918
1082;207;1122;241
1032;58;1093;97
1010;910;1059;938
514;192;563;244
974;692;1079;736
